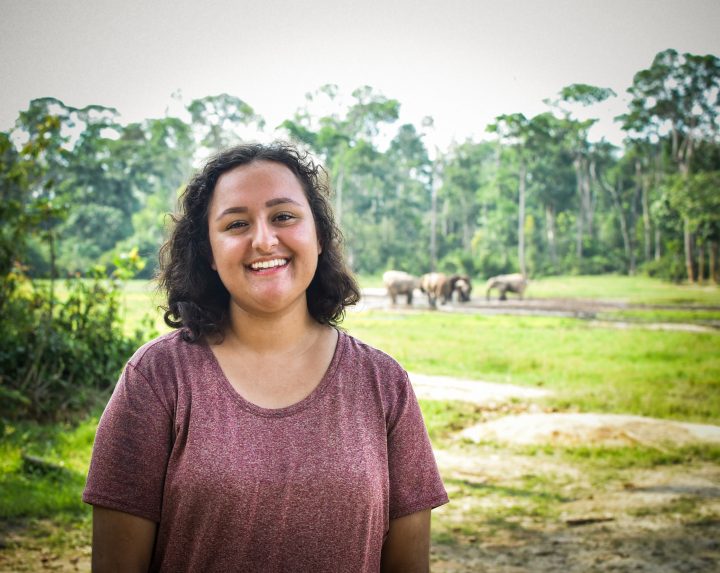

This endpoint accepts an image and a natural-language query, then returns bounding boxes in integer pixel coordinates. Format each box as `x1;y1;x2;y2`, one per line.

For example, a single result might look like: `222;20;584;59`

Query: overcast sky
1;0;718;150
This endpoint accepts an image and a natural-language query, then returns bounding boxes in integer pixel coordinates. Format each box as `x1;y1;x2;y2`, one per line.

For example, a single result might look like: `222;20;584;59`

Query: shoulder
335;331;410;403
121;329;211;392
337;331;407;378
128;329;202;370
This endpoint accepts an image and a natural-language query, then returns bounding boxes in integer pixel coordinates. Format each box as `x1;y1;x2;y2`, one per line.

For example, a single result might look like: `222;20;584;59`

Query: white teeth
250;258;287;270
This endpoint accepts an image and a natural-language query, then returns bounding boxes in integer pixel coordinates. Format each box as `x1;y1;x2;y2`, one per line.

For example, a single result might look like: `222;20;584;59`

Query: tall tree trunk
429;168;438;272
678;141;695;283
697;241;705;284
639;161;651;262
629;179;640;275
545;205;557;266
655;229;662;261
574;158;584;260
710;241;718;284
586;159;596;238
608;179;634;275
49;229;56;321
518;161;527;277
684;217;695;283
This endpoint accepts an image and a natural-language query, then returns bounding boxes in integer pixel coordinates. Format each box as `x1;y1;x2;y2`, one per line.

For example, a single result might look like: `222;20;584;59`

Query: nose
252;220;278;252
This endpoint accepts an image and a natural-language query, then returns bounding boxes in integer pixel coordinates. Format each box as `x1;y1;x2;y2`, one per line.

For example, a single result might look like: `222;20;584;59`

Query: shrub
642;254;687;283
0;256;153;422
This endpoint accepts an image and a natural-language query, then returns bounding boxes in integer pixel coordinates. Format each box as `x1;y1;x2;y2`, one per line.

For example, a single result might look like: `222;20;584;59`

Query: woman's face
206;160;322;319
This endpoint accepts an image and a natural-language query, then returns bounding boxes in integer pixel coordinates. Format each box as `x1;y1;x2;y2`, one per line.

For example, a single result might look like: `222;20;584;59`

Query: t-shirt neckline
203;329;346;418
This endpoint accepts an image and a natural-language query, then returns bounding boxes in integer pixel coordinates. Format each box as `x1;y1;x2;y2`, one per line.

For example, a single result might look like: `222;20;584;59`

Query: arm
92;505;157;573
380;509;431;573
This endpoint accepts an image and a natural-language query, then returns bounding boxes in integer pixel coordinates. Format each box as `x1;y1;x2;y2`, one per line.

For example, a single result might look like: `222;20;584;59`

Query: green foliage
642;254;688;283
5;50;720;286
1;108;154;422
0;270;151;422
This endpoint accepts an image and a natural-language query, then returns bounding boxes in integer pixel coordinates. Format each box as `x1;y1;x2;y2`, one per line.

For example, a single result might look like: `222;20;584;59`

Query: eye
274;212;296;223
225;220;248;231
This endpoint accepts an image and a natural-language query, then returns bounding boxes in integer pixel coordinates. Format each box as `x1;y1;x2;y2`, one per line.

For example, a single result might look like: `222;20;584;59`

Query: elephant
448;274;472;302
382;270;420;305
419;272;452;309
485;273;528;301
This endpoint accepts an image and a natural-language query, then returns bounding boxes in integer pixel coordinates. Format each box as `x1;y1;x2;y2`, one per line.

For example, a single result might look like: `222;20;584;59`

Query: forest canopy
2;48;719;284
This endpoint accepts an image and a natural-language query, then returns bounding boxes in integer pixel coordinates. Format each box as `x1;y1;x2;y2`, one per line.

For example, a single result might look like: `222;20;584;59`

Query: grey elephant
485;273;528;301
448;274;472;302
419;272;452;309
383;270;420;305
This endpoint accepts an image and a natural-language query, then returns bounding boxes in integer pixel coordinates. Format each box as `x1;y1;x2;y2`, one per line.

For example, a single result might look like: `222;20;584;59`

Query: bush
0;260;153;422
642;255;687;283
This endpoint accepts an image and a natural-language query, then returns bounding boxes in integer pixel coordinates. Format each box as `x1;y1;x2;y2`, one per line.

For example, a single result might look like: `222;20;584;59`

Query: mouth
247;258;290;271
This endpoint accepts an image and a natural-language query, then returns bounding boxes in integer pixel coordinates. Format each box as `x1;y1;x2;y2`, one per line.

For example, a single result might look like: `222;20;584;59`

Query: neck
222;297;325;356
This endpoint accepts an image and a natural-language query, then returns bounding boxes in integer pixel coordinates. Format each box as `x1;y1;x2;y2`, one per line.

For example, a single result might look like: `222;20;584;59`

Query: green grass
596;308;720;324
117;279;168;335
514;442;720;470
343;311;720;424
0;417;98;520
418;400;486;444
524;274;720;305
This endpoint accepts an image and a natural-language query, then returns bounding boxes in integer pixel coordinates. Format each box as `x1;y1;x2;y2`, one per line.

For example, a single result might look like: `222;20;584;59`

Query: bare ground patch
417;374;720;572
0;519;90;572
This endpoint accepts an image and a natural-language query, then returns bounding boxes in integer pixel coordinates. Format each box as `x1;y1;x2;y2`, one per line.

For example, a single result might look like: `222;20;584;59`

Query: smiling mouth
248;258;289;271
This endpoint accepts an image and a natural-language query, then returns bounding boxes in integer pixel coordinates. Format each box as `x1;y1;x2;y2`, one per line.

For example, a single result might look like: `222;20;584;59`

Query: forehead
213;160;305;200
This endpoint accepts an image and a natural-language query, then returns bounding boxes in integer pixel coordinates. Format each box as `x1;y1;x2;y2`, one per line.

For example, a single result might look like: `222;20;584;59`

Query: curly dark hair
157;141;360;343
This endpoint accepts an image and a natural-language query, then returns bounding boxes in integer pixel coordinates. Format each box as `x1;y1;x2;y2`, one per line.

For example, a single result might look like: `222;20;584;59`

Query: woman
83;142;448;572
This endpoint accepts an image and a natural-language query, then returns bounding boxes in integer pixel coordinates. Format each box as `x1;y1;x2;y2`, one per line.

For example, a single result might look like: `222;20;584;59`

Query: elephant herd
382;270;528;308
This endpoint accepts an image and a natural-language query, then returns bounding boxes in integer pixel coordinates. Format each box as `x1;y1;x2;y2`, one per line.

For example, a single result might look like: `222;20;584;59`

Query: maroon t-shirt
83;329;448;572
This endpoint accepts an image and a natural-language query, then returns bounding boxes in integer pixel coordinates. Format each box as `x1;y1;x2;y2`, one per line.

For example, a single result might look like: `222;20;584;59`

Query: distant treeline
2;48;718;284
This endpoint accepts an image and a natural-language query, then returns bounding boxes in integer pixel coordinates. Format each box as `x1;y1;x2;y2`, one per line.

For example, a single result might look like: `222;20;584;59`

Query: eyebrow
215;197;303;221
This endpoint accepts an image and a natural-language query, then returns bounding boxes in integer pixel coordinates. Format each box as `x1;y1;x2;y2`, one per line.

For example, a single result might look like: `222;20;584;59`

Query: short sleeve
386;372;449;519
82;362;174;522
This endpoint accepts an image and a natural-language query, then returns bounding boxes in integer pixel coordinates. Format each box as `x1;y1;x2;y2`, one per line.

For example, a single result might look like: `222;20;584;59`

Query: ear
317;238;323;255
210;256;217;271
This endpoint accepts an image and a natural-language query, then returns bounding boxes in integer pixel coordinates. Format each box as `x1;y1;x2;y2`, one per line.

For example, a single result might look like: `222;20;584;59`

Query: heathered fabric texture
83;329;448;572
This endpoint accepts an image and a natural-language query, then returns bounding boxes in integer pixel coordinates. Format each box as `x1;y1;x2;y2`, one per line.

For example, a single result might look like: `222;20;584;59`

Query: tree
620;49;720;281
668;170;720;282
438;140;496;275
188;94;265;154
281;85;405;273
487;113;532;276
557;84;617;264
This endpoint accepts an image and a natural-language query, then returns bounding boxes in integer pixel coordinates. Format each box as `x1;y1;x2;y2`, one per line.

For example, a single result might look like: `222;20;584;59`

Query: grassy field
1;274;718;569
524;274;720;305
345;312;720;423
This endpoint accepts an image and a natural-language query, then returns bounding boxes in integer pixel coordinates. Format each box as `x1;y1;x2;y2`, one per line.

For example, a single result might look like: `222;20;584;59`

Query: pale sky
1;0;719;150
